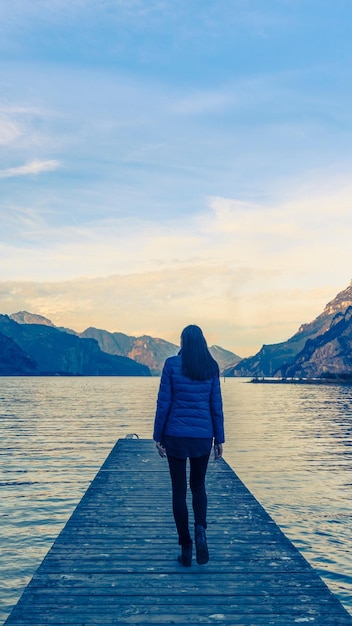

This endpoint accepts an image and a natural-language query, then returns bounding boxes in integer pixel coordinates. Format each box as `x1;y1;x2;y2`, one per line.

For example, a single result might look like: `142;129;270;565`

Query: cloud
0;271;343;357
1;181;352;355
0;159;61;178
2;178;352;282
0;117;22;145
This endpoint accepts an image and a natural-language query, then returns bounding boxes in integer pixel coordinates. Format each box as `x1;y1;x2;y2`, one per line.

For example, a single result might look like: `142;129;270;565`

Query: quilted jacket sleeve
153;359;173;442
210;375;225;445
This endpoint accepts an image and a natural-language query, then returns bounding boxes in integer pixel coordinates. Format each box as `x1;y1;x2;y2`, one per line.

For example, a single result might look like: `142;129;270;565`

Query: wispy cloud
0;159;60;178
1;183;352;354
0;117;22;145
0;272;343;356
2;179;352;279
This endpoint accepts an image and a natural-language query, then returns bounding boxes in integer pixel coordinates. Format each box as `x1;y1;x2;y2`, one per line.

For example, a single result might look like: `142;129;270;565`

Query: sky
1;0;352;356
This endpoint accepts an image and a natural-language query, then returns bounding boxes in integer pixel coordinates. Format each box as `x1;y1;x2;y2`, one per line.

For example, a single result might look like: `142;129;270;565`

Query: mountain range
1;280;352;378
0;313;241;376
0;315;150;377
279;305;352;379
224;280;352;378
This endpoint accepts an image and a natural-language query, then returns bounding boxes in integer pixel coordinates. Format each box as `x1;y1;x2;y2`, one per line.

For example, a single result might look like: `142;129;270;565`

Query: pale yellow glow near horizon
1;189;352;357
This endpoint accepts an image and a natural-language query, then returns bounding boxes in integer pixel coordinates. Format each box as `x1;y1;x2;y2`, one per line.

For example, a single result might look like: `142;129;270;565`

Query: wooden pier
5;438;352;625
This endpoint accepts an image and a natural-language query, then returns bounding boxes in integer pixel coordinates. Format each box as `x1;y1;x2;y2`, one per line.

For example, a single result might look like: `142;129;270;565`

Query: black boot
195;525;209;564
178;542;192;567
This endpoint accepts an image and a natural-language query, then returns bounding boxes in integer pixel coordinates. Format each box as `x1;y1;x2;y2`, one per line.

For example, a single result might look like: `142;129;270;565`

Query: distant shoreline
250;377;352;385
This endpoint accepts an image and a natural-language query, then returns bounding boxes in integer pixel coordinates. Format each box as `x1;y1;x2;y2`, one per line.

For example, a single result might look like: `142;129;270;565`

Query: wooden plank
4;438;352;625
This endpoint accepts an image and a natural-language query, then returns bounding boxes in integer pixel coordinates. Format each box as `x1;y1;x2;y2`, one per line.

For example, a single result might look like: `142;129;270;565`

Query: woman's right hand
214;443;223;460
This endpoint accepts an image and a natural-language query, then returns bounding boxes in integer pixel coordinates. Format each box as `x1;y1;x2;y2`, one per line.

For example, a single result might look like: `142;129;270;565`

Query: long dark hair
180;325;219;381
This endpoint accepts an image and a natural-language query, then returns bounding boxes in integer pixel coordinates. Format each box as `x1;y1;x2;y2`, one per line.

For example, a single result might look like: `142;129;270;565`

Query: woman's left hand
156;442;167;458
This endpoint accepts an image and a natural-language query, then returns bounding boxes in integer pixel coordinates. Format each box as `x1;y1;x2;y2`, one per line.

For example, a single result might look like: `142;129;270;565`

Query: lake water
0;376;351;623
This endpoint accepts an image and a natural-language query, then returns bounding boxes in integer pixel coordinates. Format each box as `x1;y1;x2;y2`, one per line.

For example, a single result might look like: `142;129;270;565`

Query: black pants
167;453;210;545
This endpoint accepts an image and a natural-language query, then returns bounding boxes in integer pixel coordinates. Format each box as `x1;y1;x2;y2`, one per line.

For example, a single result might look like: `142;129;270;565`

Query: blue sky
1;1;352;355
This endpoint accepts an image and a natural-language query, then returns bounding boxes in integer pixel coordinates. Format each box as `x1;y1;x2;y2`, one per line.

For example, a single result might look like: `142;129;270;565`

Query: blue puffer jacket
153;355;225;445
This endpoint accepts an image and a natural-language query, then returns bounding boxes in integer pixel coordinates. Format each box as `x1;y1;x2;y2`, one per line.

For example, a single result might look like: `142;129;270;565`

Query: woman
153;324;225;567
